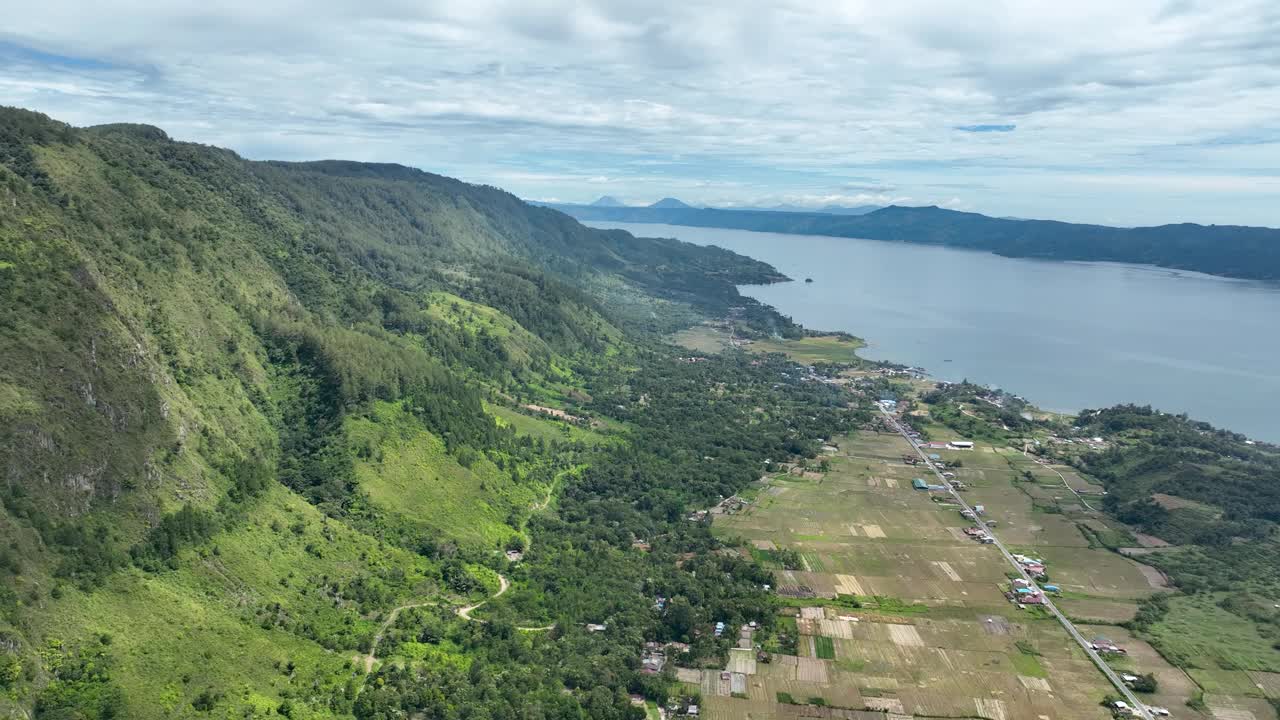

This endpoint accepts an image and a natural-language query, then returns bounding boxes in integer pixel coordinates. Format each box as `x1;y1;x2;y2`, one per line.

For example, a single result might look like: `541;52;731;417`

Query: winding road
361;601;436;673
883;408;1154;720
361;473;566;672
456;573;510;620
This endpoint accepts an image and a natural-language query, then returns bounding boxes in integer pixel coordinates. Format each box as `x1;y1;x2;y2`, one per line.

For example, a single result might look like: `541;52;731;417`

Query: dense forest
0;106;859;718
554;203;1280;282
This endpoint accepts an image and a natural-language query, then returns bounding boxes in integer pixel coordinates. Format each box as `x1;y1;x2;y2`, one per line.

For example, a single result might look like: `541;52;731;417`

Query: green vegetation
813;635;835;659
0;107;866;719
748;333;865;365
1011;641;1048;678
1066;406;1280;673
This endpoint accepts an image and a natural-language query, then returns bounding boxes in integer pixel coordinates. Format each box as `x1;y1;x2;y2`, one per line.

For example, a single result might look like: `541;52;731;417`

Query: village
657;390;1213;720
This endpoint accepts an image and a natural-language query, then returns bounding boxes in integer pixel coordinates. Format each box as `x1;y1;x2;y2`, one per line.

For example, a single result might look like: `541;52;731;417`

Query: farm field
703;420;1280;720
709;430;1154;719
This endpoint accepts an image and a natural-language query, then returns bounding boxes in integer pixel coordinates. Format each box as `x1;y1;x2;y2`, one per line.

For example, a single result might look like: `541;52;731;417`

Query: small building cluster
1090;635;1128;655
912;477;948;492
640;642;668;674
963;526;995;544
1013;553;1047;578
1008;577;1046;606
1106;699;1167;717
708;494;750;517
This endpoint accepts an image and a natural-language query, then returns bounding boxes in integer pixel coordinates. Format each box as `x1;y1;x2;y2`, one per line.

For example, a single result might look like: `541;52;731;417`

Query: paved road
882;409;1153;720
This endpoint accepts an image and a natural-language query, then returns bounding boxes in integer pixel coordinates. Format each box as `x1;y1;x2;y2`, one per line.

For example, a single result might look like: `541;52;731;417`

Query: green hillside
0;107;861;718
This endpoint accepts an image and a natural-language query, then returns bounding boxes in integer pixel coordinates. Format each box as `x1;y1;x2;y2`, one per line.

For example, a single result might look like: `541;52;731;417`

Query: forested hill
552;202;1280;282
0;106;850;718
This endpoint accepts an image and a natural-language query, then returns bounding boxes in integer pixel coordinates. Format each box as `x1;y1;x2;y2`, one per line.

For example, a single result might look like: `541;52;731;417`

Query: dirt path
359;600;436;673
454;574;554;631
457;573;509;621
1022;443;1097;512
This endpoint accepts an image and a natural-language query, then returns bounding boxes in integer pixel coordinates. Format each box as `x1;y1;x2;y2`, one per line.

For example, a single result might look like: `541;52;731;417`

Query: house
912;478;929;490
686;704;699;717
714;621;726;637
974;504;985;515
640;645;666;674
1090;637;1126;654
586;623;607;633
1043;584;1060;593
949;441;975;449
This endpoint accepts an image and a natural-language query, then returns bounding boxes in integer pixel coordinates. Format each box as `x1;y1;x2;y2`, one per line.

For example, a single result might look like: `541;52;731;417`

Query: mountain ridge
0;106;826;719
549;201;1280;282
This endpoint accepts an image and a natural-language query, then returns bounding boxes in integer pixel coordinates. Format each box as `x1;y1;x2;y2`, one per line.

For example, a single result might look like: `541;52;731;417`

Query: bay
589;221;1280;441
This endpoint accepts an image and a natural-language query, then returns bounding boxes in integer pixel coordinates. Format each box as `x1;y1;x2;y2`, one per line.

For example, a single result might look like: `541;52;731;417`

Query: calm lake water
590;221;1280;442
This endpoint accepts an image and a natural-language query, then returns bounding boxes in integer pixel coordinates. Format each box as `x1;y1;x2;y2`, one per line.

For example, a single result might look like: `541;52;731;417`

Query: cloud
0;1;1278;225
955;124;1016;133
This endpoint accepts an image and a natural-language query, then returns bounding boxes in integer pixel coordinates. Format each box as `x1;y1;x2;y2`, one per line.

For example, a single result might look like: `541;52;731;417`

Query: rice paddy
705;428;1261;719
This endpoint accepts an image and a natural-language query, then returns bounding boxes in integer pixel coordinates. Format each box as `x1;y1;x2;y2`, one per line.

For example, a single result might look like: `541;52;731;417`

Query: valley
1;106;1278;720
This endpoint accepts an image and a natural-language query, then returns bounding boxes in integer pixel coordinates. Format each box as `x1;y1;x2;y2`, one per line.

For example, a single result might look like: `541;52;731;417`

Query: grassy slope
34;484;438;718
486;403;613;446
749;335;866;364
347;401;542;548
0;111;642;715
0;107;805;717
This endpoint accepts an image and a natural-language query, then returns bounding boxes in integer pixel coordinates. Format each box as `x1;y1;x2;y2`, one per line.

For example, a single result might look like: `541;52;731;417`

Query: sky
2;0;1278;227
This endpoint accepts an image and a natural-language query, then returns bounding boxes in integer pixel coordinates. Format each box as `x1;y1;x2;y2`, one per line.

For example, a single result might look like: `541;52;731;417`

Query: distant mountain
591;195;627;207
820;204;881;216
555;203;1280;283
649;197;692;209
757;204;879;215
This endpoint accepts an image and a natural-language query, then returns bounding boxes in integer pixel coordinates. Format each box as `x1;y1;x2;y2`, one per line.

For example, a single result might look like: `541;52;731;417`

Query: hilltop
648;197;693;209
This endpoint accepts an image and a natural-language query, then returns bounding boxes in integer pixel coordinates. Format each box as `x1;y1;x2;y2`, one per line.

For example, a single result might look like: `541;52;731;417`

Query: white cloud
1;0;1278;225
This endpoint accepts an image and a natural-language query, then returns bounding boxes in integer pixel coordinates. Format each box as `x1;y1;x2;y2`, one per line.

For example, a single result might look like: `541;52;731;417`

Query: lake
589;221;1280;442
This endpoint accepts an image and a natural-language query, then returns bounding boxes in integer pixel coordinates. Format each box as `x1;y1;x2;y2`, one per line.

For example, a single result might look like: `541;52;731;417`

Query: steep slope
0;107;845;718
